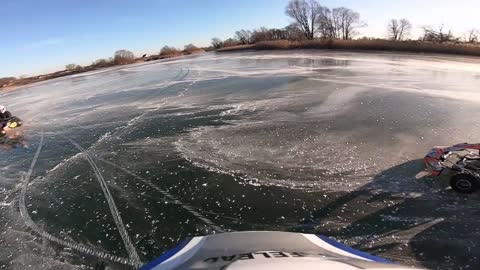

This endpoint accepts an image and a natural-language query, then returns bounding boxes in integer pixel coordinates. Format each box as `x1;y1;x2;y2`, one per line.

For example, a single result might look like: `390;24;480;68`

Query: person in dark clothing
0;105;12;129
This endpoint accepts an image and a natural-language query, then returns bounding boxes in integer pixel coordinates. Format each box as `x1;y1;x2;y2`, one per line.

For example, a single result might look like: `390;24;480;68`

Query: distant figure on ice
0;105;12;130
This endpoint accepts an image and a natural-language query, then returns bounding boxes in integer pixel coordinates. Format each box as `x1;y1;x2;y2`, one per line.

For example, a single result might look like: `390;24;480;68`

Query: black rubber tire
450;174;479;194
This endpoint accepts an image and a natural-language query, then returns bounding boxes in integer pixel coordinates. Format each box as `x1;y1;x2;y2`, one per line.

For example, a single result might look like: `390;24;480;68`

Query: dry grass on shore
159;50;184;58
183;47;206;55
217;39;480;57
217;44;255;52
2;47;209;90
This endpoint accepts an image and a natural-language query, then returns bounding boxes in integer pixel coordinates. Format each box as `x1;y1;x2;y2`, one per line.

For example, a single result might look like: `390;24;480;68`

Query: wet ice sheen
1;51;480;269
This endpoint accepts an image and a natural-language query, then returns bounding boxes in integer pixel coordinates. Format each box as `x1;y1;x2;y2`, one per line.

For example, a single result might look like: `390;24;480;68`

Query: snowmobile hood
140;231;423;270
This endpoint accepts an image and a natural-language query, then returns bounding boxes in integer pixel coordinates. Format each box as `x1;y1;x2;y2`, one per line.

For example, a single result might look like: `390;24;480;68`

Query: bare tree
269;28;288;40
318;8;346;39
466;29;479;43
422;25;458;43
211;38;223;49
332;7;365;40
92;58;110;67
251;27;272;43
113;49;135;64
235;29;253;44
65;63;79;70
315;7;365;40
223;38;240;47
285;0;325;40
388;19;400;41
317;8;337;39
399;19;412;40
285;23;307;40
184;44;202;54
160;46;179;56
114;50;134;59
184;44;198;51
238;27;291;43
388;18;412;41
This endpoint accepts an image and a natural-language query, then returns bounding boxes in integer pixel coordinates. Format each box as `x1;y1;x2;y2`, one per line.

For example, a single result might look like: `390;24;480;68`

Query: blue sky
1;0;479;77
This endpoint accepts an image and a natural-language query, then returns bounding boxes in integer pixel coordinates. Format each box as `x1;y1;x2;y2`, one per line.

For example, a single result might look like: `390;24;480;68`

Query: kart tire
450;174;478;194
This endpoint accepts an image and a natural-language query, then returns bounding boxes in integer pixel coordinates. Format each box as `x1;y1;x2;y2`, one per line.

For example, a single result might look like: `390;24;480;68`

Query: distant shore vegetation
212;0;479;55
217;39;480;57
2;0;479;89
0;43;205;89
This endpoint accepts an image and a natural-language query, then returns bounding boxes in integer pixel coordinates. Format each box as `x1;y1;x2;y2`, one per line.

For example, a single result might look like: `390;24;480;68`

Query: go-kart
0;116;26;149
1;116;23;137
416;143;480;193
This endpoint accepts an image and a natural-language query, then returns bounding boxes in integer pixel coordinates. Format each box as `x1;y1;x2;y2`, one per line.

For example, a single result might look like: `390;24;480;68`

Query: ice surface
1;51;480;269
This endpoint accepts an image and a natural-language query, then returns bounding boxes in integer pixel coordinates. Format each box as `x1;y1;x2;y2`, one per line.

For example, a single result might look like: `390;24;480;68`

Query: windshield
1;1;479;269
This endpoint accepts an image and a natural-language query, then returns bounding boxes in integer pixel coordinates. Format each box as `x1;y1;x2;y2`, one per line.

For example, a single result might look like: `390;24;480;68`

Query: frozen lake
1;51;480;269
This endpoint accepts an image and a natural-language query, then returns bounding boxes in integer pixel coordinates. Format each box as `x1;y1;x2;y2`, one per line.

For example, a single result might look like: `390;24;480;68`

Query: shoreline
217;40;480;57
0;49;206;92
3;41;479;92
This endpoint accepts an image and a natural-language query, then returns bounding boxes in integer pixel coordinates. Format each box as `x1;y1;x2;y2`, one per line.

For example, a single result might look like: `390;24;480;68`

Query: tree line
0;43;204;84
211;0;478;49
64;44;203;71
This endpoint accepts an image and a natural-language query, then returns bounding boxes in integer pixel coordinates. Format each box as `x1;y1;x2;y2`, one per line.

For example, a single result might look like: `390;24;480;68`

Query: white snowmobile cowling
140;231;423;270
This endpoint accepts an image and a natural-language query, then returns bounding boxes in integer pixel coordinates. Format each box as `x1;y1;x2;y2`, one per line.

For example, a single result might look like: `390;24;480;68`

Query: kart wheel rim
456;179;472;191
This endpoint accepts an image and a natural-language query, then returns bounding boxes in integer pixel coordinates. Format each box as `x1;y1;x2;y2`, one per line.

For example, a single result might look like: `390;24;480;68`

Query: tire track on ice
64;136;142;266
18;131;136;266
95;157;226;233
48;67;194;174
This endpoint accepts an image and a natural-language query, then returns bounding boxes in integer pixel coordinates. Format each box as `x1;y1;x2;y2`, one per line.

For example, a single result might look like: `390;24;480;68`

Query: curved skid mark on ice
44;68;190;174
78;67;194;152
92;70;193;141
95;157;226;233
122;67;186;101
87;68;196;149
64;136;142;266
18;132;136;266
140;67;193;105
175;135;375;192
